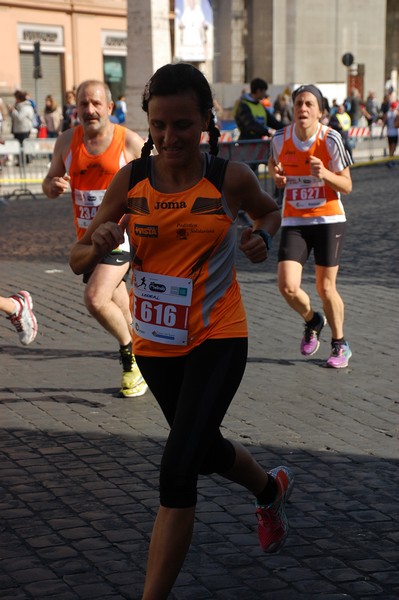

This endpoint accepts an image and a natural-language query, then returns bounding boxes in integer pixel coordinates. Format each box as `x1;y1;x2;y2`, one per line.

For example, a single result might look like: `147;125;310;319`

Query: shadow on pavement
0;426;397;599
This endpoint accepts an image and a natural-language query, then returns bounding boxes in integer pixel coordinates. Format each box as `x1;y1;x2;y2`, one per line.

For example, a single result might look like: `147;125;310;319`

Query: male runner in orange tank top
42;80;147;397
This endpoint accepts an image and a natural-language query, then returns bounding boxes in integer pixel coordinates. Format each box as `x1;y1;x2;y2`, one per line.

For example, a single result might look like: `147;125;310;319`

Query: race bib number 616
133;271;193;345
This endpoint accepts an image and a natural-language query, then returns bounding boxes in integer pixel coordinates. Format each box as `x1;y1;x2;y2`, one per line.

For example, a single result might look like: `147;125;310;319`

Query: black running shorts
83;250;130;284
278;222;346;267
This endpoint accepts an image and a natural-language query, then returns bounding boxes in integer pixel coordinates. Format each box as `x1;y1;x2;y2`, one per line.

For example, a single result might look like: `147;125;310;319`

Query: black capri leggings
136;337;248;508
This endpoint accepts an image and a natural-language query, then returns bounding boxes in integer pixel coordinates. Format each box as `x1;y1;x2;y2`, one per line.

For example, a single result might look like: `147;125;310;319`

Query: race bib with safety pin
75;189;105;229
133;271;193;346
285;176;327;209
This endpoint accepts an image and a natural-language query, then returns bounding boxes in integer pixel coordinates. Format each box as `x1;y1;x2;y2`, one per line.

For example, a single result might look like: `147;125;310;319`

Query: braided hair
141;62;220;157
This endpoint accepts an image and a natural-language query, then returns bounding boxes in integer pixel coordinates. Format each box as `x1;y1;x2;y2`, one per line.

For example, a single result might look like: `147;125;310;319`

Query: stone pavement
0;164;398;600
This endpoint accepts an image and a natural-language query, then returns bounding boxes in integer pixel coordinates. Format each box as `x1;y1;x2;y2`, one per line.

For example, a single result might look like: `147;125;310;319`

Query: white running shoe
7;291;38;345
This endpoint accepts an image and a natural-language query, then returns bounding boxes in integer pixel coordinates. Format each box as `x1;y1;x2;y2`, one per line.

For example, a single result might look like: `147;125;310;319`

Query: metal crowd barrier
217;138;271;165
0;139;26;202
0;138;56;201
348;125;387;161
201;135;270;164
211;125;388;163
201;138;272;189
0;127;389;203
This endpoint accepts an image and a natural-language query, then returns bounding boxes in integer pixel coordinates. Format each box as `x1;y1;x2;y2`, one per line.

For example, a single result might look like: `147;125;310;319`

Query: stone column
125;0;171;136
214;0;245;84
230;0;246;84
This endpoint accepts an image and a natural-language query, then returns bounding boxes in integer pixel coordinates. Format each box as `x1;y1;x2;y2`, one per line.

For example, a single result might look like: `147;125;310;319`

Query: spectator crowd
1;83;398;164
229;82;399;163
0;87;128;143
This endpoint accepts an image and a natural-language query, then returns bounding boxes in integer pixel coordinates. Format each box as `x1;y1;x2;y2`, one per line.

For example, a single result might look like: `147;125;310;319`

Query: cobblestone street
0;163;398;599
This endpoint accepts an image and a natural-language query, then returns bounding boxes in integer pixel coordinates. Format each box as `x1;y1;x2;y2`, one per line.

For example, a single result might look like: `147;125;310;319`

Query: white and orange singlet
272;123;351;227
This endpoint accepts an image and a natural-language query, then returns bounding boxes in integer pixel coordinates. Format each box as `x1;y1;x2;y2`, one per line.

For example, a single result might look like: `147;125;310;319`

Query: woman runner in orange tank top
268;84;353;369
70;63;295;598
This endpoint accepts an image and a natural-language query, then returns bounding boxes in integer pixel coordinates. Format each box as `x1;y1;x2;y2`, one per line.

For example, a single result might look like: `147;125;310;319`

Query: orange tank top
279;124;345;223
125;154;248;357
66;124;128;240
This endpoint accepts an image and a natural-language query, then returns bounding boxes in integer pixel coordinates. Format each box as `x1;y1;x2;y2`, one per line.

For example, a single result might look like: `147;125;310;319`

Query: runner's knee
84;287;104;313
198;438;236;475
159;439;235;507
159;466;198;508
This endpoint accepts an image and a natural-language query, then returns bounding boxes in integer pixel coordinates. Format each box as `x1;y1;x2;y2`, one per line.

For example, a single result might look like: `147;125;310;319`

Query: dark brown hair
141;62;220;157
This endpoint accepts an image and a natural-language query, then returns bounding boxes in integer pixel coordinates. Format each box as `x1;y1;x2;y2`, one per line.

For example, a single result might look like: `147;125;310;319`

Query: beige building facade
212;0;390;108
126;0;394;114
0;0;397;129
0;0;128;111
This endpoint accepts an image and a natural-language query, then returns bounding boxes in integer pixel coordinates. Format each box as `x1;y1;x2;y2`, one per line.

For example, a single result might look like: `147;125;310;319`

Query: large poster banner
175;0;214;62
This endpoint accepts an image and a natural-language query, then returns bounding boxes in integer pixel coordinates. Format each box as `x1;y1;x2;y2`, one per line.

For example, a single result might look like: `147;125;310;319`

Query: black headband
292;84;323;110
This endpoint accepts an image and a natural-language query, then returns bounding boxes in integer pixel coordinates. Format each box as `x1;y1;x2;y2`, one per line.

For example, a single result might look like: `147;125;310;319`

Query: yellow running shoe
119;348;148;397
121;376;148;398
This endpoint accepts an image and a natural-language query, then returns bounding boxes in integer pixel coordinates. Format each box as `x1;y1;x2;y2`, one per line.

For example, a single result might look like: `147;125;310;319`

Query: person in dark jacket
235;78;284;173
235;78;283;140
62;90;78;131
329;104;353;160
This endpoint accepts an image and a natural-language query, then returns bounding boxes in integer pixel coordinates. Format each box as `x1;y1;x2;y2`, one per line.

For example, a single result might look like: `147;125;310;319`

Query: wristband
252;229;273;251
